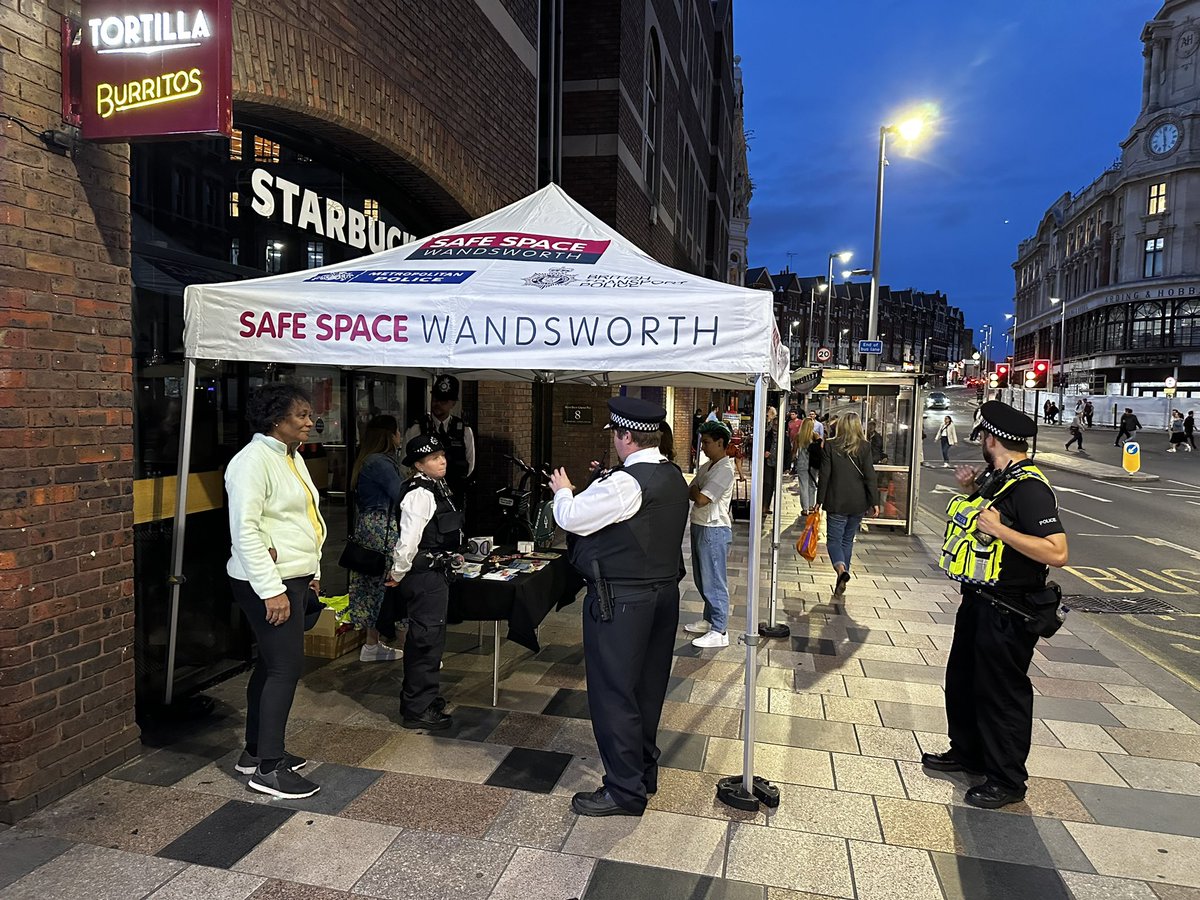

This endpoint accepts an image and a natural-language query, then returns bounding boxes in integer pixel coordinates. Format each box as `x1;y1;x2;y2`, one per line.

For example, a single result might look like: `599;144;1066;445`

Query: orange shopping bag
795;510;820;562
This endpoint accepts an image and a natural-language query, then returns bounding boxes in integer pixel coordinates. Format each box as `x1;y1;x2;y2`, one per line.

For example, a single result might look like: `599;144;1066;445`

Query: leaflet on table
459;563;483;579
482;568;520;581
510;559;549;573
523;551;561;560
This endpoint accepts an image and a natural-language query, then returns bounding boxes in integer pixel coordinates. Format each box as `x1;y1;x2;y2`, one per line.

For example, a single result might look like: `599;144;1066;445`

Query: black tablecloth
447;553;582;653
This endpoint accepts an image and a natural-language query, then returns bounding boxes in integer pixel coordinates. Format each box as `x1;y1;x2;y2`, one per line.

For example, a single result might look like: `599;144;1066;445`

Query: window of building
1143;237;1164;278
1132;301;1166;348
230;238;240;266
229;130;243;161
254;135;280;164
1148;181;1167;215
265;240;285;273
363;199;379;221
1086;214;1095;243
306;241;325;269
1176;300;1200;347
643;29;662;200
229;190;239;218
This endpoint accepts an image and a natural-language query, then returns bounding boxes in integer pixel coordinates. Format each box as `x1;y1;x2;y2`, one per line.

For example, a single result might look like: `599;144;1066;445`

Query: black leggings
231;575;313;760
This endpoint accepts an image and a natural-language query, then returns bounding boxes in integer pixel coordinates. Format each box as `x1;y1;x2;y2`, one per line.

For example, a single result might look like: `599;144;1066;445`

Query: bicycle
497;454;556;548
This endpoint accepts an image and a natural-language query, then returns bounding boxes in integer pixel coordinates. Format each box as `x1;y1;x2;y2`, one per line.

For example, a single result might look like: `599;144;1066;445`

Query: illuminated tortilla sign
75;0;232;141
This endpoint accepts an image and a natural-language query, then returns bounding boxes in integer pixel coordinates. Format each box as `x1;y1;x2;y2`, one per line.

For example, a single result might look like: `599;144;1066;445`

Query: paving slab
1066;823;1200;888
563;809;729;876
725;823;854;897
352;830;514;900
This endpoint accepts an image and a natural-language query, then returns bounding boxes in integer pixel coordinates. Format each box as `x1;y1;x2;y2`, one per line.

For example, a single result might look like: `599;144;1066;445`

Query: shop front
128;118;456;713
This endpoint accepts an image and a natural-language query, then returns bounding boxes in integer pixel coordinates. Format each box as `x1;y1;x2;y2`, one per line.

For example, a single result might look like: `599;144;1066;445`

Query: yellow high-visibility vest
939;464;1052;585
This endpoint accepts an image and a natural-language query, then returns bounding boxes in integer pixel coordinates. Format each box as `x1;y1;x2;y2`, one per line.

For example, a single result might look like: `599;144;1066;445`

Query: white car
927;391;949;410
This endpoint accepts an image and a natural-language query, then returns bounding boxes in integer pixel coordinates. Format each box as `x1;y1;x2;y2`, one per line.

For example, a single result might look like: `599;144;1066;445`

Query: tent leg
717;374;780;813
760;390;790;640
164;358;198;707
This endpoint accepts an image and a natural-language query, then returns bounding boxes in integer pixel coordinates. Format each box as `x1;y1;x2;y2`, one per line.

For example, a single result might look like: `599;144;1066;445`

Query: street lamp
789;320;801;367
979;324;993;373
1004;312;1017;360
806;283;827;366
867;107;935;371
824;250;853;346
1049;297;1066;410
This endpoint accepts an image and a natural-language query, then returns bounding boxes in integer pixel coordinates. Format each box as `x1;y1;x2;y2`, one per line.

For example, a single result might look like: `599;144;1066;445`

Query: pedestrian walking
1065;412;1085;451
1043;400;1052;424
934;416;958;466
927;401;1069;809
1115;408;1141;445
1186;411;1196;450
551;397;689;817
793;417;819;513
1083;399;1094;428
1168;409;1191;452
816;413;880;596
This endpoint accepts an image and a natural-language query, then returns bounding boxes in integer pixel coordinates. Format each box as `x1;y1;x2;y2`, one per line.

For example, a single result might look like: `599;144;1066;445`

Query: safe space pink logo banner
408;231;611;264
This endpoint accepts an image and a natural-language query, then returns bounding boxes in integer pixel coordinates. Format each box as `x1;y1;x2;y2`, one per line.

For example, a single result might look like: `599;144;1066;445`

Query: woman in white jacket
225;383;326;800
934;416;958;467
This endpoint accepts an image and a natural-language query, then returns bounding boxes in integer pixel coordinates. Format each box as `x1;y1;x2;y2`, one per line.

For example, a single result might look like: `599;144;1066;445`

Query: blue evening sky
734;0;1152;354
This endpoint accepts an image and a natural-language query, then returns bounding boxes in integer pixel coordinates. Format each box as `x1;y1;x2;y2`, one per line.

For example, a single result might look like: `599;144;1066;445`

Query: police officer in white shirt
549;397;689;817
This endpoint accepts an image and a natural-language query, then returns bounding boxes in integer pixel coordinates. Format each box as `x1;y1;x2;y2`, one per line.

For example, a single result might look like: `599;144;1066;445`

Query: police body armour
939;465;1051;585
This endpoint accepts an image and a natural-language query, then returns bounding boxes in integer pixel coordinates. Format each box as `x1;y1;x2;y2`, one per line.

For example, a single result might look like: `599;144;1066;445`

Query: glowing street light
866;104;938;371
823;250;854;346
806;282;828;367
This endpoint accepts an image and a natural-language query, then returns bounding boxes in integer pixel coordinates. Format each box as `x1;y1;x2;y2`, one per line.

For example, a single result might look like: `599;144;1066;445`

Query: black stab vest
398;475;463;552
570;460;689;587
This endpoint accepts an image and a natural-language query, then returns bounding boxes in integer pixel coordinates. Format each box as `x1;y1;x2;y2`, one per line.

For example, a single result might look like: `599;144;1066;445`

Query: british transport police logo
408;231;611;264
522;268;578;289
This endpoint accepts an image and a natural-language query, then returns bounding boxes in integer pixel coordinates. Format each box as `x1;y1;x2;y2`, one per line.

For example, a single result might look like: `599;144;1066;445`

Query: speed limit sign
1166;376;1178;388
815;346;832;363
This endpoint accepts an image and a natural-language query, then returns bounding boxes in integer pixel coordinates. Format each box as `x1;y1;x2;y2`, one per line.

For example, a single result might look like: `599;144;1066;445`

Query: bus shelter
809;370;923;534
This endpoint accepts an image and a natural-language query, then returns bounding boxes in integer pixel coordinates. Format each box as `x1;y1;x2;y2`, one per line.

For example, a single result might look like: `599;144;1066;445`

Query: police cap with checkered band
602;396;667;432
971;400;1037;444
403;432;446;467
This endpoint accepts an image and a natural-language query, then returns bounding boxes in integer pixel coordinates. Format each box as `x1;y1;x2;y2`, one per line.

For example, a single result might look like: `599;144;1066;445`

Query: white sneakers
692;630;729;649
360;642;402;662
683;620;711;634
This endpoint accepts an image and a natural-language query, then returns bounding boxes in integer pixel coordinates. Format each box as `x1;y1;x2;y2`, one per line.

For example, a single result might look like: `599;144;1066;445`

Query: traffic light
1025;359;1049;389
988;363;1009;390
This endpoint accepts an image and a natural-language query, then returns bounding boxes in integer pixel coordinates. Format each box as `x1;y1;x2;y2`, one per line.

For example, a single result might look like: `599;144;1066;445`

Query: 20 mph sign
815;347;832;363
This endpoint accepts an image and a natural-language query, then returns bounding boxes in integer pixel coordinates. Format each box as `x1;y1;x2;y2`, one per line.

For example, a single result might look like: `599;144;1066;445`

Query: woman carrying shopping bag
793;416;819;515
816;413;879;596
934;416;958;467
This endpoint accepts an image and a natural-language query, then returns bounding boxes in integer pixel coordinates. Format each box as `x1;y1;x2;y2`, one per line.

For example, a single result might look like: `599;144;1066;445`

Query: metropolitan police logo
435;376;453;394
522;267;577;290
308;271;358;282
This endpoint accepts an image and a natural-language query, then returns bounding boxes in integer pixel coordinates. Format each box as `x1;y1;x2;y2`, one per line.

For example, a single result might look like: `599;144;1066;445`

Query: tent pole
759;390;790;639
164;357;198;706
717;373;779;812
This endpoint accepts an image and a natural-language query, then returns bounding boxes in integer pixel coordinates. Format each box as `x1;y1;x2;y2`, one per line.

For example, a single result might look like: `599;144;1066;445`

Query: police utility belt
939;463;1066;638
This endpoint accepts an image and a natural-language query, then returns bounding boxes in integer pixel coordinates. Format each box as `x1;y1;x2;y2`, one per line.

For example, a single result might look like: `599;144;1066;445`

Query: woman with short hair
225;382;325;799
816;412;880;596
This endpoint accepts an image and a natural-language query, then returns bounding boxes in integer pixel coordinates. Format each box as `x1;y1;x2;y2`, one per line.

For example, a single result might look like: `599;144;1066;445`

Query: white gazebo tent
173;183;790;810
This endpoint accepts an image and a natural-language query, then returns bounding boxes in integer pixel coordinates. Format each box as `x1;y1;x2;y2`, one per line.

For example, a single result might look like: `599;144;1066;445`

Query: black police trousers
945;586;1039;792
396;569;448;718
582;579;680;813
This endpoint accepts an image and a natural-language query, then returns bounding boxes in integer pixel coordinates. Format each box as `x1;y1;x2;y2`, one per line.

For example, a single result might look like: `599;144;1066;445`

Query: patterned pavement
3;483;1200;900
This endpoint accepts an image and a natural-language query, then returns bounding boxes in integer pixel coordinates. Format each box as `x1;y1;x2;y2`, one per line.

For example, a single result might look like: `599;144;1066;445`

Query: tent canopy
183;184;789;390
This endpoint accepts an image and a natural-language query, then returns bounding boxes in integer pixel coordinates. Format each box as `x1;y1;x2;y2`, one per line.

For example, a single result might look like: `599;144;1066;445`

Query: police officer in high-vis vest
549;397;689;817
924;401;1069;809
386;433;464;731
405;374;475;510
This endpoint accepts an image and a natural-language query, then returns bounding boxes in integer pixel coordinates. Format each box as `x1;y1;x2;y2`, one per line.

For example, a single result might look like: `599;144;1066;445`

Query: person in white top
934;416;959;467
683;421;737;648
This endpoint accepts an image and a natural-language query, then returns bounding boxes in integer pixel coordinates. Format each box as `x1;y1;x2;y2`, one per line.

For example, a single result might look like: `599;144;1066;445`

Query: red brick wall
550;384;619;480
1;4;141;822
2;0;539;824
